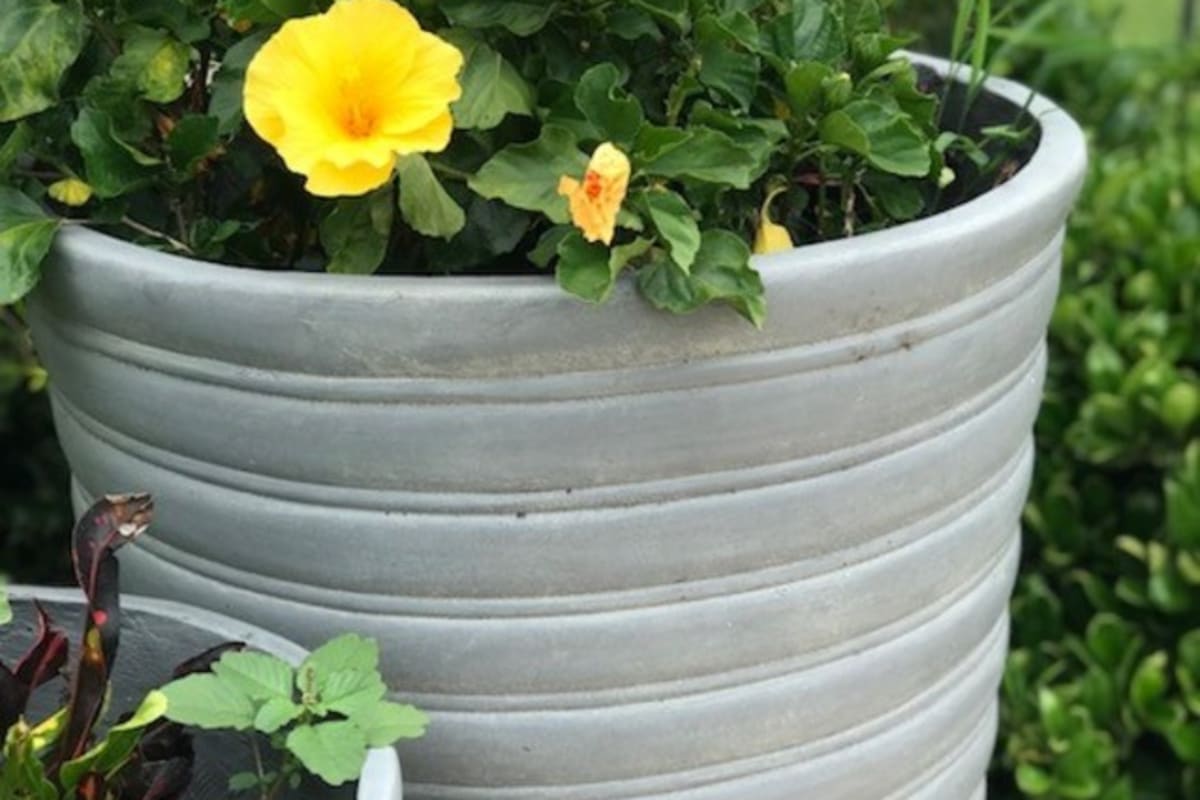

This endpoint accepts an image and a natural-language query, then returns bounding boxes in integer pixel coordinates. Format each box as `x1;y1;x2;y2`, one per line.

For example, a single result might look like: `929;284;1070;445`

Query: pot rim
52;53;1085;300
6;585;403;800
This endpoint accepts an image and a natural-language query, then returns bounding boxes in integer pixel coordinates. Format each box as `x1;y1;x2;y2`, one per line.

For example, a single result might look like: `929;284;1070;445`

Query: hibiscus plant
0;0;1018;324
0;494;427;799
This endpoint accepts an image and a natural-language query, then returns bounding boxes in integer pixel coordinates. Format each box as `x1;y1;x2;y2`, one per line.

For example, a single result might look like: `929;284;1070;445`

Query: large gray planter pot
27;56;1086;799
4;587;402;800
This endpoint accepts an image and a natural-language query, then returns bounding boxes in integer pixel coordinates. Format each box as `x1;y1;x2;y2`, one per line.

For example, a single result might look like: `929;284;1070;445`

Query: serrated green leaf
255;697;304;734
301;634;380;686
396;155;466;240
0;0;87;122
443;30;535;131
286;721;368;786
320;188;394;275
213;651;296;702
319;668;387;717
348;702;429;747
469;125;588;223
0;187;59;305
161;673;256;731
642;190;699;271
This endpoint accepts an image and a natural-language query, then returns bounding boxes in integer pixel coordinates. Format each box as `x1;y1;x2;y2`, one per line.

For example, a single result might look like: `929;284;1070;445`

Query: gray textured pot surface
3;587;402;800
28;56;1086;799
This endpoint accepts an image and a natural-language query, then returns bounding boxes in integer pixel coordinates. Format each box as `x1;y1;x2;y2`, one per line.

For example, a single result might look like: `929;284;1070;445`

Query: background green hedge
2;1;1199;796
892;0;1200;796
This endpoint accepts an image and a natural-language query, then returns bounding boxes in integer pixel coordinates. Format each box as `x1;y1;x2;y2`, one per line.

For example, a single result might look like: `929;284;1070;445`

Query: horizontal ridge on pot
29;55;1088;799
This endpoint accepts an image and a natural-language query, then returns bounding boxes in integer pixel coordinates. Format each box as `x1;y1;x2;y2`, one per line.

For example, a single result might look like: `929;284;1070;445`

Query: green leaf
166;114;220;174
788;0;846;61
302;634;380;685
443;30;535;131
161;673;257;730
349;702;429;747
529;225;572;269
556;232;651;304
555;232;613;303
574;64;645;148
0;0;87;122
0;576;11;625
1015;763;1053;795
60;691;169;790
320;189;394;275
0;187;59;305
469;125;588;223
319;668;387;717
213;651;296;702
642;190;700;272
255;697;304;734
0;122;34;178
209;32;267;136
437;0;558;35
634;126;759;188
637;230;764;326
1130;651;1181;731
820;100;931;177
117;0;210;42
396;155;466;241
785;61;835;117
286;721;368;786
628;0;689;31
695;15;760;110
70;108;158;198
111;26;192;103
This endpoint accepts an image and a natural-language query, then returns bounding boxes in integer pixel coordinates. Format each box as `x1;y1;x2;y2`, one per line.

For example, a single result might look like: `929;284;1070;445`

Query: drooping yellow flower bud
244;0;464;197
48;178;93;207
753;187;794;255
557;143;631;245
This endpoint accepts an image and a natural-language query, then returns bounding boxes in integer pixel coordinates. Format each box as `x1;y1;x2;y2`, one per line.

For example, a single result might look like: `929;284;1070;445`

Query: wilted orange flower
558;143;630;245
753;187;795;255
243;0;463;197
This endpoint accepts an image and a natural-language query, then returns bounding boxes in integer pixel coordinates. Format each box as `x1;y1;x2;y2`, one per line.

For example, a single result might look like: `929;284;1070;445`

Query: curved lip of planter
7;585;403;800
50;54;1086;301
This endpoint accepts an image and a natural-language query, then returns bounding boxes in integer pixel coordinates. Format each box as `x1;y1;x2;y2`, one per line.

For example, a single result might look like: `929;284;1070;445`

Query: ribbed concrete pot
4;587;403;800
27;56;1086;799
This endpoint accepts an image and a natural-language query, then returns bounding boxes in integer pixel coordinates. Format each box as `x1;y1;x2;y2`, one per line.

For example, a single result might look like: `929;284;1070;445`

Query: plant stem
112;217;195;255
428;160;472;181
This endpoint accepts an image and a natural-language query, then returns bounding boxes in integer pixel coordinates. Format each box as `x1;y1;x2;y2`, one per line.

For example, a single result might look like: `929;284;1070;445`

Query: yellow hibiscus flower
558;143;631;246
243;0;464;197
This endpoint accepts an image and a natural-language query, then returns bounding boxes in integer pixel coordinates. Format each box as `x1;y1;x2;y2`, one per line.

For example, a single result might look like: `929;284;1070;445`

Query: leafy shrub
0;0;1030;325
950;1;1200;795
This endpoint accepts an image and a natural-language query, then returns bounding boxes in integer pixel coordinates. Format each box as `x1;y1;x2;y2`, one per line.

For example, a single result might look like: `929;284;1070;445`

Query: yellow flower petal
304;158;397;197
754;188;795;255
558;142;630;245
244;0;463;197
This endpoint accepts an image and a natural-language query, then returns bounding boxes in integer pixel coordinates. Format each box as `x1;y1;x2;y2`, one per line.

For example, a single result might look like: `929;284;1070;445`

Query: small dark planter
3;587;403;800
